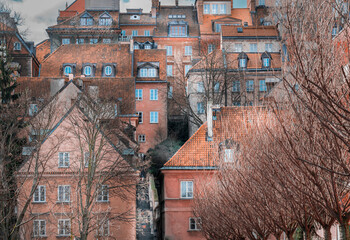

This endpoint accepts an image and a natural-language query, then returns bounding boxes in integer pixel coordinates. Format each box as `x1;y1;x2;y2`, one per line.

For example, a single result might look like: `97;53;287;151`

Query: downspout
222;48;228;106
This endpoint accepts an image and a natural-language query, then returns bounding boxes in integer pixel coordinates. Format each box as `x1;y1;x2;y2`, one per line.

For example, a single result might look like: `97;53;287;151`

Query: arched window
64;66;72;76
104;66;112;76
238;52;248;69
84;66;92;76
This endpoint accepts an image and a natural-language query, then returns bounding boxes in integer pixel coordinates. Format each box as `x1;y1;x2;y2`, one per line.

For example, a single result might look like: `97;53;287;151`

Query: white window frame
58;152;70;168
148;68;156;77
144;30;150;36
265;43;273;52
137;111;143;123
84;66;92;76
263;58;270;68
168;86;173;99
220;4;227;14
33;220;46;237
212;4;218;14
58;219;71;236
246;80;254;92
144;44;151;49
33;185;46;203
99;17;112;26
64;66;72;76
103;38;111;44
204;4;210;14
97;219;109;236
135;89;143;100
138;134;146;143
104;66;112;76
150;111;159;123
259;79;267;92
234;43;242;52
181;181;193;199
249;43;258;52
14;42;21;50
167;65;173;76
185;46;192;56
150;89;158;100
84;151;95;168
189;217;201;231
224;149;234;162
57;185;71;202
90;38;98;44
239;58;247;68
96;185;109;202
232;81;240;92
197;102;205;114
29;103;38;116
62;38;70;45
166;46;173;56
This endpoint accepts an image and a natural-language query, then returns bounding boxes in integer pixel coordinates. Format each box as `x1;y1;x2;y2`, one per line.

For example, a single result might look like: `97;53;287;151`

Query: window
104;66;112;76
138;134;146;143
185;46;192;56
76;38;84;44
144;30;150;36
232;81;240;92
197;82;204;93
212;4;218;14
90;38;98;44
150;89;158;100
33;220;46;237
249;43;257;52
181;181;193;198
29;103;38;116
224;149;234;162
80;17;93;26
62;38;70;45
169;25;187;37
197;102;205;114
64;66;72;76
262;58;270;68
33;186;46;203
135;89;143;100
99;16;112;26
166;46;173;56
259;80;267;92
144;44;151;49
258;0;265;6
97;185;109;202
134;44;140;50
137;111;143;123
150;112;159;123
140;68;157;77
121;30;126;36
265;43;273;52
185;65;192;75
58;152;69;168
84;66;92;76
233;101;241;106
84;152;95;168
220;4;227;14
58;219;71;236
204;4;210;14
168;86;173;98
235;43;242;52
57;185;70;202
214;82;220;92
132;30;138;36
246;80;254;92
97;220;109;236
14;42;21;50
189;218;201;231
239;58;247;68
103;38;111;44
167;65;173;76
208;44;215;54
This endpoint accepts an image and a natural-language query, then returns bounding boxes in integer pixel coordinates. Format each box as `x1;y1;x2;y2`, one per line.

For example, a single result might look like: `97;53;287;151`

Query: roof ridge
164;122;207;167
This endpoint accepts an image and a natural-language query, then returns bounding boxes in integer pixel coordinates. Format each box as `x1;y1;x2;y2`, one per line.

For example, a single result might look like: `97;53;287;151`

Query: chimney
207;100;213;140
50;78;65;97
68;74;74;81
175;0;179;7
151;0;159;18
197;0;203;24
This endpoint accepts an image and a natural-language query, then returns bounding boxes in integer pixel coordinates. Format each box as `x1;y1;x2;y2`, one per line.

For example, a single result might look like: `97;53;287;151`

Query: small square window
235;43;242;52
204;4;210;14
189;218;201;231
104;66;113;76
62;38;70;45
138;134;146;143
14;42;21;50
265;43;273;52
262;58;270;68
76;38;84;44
64;65;73;76
84;66;92;76
239;58;247;68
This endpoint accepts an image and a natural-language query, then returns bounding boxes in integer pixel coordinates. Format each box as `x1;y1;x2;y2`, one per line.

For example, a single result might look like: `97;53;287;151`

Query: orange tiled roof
35;39;51;63
164;106;266;168
221;25;279;38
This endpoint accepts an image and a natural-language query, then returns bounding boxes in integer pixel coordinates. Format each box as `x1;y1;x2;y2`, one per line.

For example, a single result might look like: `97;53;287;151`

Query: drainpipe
207;100;213;140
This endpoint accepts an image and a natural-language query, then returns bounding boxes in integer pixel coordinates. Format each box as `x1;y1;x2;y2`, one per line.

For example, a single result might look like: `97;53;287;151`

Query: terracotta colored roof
164;106;266;168
221;25;279;38
35;39;51;63
119;13;156;26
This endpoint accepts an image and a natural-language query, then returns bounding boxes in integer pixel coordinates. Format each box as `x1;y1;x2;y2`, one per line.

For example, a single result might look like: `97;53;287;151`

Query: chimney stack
68;74;74;81
207;100;213;140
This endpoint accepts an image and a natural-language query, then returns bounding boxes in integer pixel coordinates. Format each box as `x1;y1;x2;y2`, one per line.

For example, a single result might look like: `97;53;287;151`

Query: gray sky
8;0;152;45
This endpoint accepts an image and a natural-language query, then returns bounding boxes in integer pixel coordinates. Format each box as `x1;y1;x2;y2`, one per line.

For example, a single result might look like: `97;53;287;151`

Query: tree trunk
323;225;332;240
339;221;350;240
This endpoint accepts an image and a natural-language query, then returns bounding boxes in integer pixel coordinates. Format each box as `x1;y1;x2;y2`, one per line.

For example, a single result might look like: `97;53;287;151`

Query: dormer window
168;21;188;37
14;42;21;51
140;68;156;77
99;12;112;26
144;44;151;49
102;64;116;77
82;63;96;77
134;43;140;49
238;52;249;69
261;52;272;68
63;64;76;76
137;62;159;78
80;12;93;26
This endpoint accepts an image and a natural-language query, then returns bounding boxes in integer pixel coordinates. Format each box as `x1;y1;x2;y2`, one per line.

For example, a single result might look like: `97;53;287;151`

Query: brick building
0;12;40;77
161;106;263;239
17;80;139;239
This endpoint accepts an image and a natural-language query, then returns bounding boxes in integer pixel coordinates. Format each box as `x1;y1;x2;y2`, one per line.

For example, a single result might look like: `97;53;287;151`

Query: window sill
188;229;201;232
180;197;193;200
58;166;69;168
56;235;70;238
56;201;71;204
150;122;159;124
96;200;110;203
32;201;47;204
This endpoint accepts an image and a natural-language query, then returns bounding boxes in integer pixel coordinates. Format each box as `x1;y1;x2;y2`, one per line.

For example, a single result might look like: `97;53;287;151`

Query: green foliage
0;47;18;104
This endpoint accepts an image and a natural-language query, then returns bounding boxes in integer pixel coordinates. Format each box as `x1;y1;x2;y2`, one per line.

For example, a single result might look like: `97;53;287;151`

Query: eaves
161;166;218;170
222;36;281;40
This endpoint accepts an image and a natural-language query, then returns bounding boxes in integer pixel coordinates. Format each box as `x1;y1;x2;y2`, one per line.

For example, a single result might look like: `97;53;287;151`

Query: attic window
80;14;93;26
130;15;140;20
237;27;243;33
169;15;186;19
14;42;21;50
99;13;112;26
